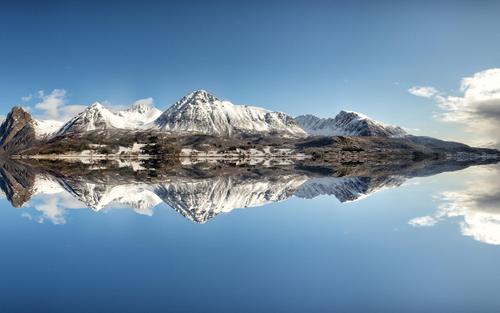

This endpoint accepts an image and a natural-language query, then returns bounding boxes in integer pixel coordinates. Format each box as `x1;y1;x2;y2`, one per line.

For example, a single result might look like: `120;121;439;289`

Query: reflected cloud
408;216;438;227
0;157;498;227
26;187;88;224
409;165;500;245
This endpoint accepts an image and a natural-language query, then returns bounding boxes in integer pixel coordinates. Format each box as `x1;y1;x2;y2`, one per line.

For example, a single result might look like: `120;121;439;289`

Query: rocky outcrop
0;159;37;207
0;107;37;154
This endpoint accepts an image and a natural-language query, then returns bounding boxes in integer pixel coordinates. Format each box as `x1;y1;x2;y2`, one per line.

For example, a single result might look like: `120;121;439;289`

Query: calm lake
0;160;499;313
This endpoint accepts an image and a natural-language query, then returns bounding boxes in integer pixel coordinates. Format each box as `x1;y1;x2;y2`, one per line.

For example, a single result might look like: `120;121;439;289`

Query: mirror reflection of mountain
0;156;498;224
0;90;499;225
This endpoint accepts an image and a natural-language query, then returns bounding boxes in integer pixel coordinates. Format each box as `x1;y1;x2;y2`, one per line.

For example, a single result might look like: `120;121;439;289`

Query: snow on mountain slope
33;119;64;139
33;90;408;140
294;176;405;202
117;100;162;126
295;111;407;137
154;174;308;223
154;90;307;138
58;178;162;215
92;184;162;215
57;102;130;135
32;174;65;195
57;102;163;135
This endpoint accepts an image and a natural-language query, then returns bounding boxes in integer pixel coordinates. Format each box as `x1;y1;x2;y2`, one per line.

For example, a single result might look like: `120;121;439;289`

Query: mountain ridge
0;90;498;160
295;111;407;137
153;90;307;138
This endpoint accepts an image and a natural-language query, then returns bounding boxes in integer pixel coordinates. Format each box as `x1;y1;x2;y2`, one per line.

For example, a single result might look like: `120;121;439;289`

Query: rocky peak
0;106;37;153
177;90;220;107
155;90;307;138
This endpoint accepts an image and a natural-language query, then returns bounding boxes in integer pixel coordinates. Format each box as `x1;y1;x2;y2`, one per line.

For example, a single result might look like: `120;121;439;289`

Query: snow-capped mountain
54;176;163;215
55;101;163;135
56;102;136;135
49;90;308;138
28;170;308;223
294;176;405;202
154;174;308;223
154;90;307;138
33;119;64;139
295;111;407;137
0;91;409;143
117;101;162;126
53;90;306;138
2;90;497;161
32;174;65;195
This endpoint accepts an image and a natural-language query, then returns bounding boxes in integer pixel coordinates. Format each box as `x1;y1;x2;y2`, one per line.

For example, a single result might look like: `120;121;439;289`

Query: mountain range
0;89;498;160
295;111;407;137
22;90;406;140
31;90;307;139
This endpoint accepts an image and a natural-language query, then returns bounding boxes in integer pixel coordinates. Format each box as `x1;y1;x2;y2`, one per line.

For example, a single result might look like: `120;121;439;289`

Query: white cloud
35;89;67;119
29;89;159;122
59;105;88;121
23;187;161;224
408;216;438;227
408;86;438;98
409;164;500;245
33;197;67;224
409;68;500;147
132;97;154;107
100;100;128;112
27;192;89;225
32;89;87;122
21;94;33;102
104;97;155;113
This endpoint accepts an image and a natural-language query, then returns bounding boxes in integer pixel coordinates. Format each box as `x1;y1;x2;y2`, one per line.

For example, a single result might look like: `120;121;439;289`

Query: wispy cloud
29;89;158;121
105;97;156;113
25;192;88;225
21;94;33;102
33;89;87;121
132;97;154;107
408;68;500;147
408;86;438;98
35;89;67;119
408;216;438;227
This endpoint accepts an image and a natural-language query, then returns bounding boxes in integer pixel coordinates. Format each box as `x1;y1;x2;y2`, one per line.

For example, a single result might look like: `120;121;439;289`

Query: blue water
1;164;499;313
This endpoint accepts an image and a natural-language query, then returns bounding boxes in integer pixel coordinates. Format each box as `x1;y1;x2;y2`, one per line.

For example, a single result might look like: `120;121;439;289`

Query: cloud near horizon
29;89;156;122
34;89;87;121
131;97;154;107
408;164;500;245
409;68;500;147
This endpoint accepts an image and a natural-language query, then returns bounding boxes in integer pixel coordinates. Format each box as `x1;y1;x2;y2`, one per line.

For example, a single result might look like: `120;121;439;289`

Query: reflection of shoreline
409;164;500;245
0;156;498;225
13;154;153;160
13;154;311;161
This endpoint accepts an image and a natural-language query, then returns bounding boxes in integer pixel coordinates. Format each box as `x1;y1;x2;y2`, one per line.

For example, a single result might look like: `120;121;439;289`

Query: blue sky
0;0;499;145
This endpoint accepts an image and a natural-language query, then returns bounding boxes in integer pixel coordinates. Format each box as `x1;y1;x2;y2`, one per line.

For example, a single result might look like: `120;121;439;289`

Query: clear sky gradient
1;0;499;144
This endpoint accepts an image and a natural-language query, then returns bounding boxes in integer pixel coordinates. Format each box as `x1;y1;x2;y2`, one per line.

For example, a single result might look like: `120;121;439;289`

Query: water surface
0;159;499;313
